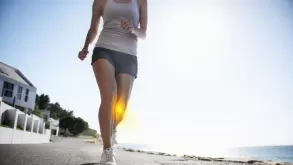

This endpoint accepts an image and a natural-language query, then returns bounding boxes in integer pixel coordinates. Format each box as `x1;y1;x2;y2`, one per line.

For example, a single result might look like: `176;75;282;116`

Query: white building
0;61;37;113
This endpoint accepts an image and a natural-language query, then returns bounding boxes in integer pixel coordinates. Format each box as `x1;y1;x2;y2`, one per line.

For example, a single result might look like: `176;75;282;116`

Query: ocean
117;143;293;163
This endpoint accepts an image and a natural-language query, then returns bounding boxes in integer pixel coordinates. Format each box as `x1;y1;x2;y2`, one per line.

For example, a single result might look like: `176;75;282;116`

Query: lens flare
113;99;144;143
115;102;125;118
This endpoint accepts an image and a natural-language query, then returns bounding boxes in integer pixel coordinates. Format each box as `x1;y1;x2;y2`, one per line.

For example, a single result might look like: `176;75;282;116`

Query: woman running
78;0;147;164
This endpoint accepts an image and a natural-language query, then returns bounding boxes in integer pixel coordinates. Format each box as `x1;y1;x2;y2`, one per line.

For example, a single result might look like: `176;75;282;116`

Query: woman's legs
114;73;135;130
92;59;117;150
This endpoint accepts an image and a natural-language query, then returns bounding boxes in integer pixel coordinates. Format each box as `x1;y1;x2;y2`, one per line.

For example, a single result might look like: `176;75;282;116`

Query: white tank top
95;0;140;56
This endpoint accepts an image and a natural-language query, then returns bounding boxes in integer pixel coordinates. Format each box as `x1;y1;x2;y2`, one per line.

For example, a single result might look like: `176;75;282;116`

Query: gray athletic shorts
91;47;138;78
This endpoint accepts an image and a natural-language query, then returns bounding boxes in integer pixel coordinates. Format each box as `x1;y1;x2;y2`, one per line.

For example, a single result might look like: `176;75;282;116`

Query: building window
2;81;14;98
25;89;29;102
17;86;23;100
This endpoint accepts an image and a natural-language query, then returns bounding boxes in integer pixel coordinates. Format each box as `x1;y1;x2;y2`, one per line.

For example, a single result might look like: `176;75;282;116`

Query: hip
91;47;138;78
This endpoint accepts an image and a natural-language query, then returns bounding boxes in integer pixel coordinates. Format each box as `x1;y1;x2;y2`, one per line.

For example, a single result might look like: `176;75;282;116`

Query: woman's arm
82;0;103;51
133;0;148;39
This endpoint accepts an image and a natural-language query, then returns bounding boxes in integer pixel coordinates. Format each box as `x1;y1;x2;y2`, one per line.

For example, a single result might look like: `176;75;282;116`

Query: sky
0;0;293;151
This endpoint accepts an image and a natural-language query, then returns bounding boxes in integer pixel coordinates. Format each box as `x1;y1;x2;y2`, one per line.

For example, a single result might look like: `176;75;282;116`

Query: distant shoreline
86;139;293;164
119;147;293;165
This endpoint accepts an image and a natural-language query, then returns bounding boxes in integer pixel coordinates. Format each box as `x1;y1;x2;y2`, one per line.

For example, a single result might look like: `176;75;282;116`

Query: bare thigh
92;59;117;104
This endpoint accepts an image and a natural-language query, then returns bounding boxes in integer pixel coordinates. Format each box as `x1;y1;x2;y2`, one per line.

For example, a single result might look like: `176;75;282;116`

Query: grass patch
0;124;13;128
17;125;24;131
79;135;96;139
81;128;98;138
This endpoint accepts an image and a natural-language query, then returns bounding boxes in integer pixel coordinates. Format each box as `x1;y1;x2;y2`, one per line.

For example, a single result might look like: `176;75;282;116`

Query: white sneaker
112;129;118;146
100;147;116;165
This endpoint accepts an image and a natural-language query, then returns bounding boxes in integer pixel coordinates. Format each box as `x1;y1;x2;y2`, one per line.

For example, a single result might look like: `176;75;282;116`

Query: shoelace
105;148;116;162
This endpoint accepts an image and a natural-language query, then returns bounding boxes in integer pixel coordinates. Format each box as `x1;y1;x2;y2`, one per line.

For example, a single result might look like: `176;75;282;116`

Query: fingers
78;51;88;61
78;54;85;61
120;20;133;32
121;21;129;30
121;21;128;29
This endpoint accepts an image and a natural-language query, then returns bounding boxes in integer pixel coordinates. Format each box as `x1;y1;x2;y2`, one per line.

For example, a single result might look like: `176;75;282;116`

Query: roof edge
0;61;35;87
15;69;35;87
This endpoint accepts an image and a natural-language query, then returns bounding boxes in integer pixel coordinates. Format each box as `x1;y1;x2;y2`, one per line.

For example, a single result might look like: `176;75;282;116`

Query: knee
115;100;127;117
100;90;117;107
99;91;116;119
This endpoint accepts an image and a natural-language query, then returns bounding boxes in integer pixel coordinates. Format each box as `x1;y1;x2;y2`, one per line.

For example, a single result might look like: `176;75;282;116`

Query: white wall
12;129;50;144
4;109;17;128
45;129;51;136
26;117;33;131
33;120;39;133
38;120;44;134
0;127;14;144
0;101;53;144
17;113;28;130
0;127;50;144
0;97;14;121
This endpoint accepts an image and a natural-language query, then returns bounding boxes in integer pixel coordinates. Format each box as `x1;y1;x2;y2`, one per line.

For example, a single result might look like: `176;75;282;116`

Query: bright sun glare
118;6;233;148
158;6;227;80
117;105;144;143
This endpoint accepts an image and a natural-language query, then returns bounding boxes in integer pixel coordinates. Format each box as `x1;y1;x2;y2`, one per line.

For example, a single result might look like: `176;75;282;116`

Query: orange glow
114;101;126;124
115;102;125;117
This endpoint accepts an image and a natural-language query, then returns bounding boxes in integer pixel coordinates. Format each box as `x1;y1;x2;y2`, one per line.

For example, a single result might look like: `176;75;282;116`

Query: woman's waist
100;28;136;37
98;30;137;44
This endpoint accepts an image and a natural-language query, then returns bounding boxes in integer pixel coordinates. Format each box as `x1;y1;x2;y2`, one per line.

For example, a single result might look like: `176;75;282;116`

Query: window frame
2;81;14;98
25;89;29;102
17;86;23;100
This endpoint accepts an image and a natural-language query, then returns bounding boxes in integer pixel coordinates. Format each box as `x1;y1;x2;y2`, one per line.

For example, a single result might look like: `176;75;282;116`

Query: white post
37;120;40;134
13;110;18;130
49;120;52;135
43;123;45;134
11;110;18;144
31;116;34;132
49;120;52;130
23;114;28;131
56;127;59;136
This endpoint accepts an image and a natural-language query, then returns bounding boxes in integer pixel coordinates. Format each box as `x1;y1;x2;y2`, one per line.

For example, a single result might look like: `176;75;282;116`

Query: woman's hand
120;20;134;33
78;49;89;61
